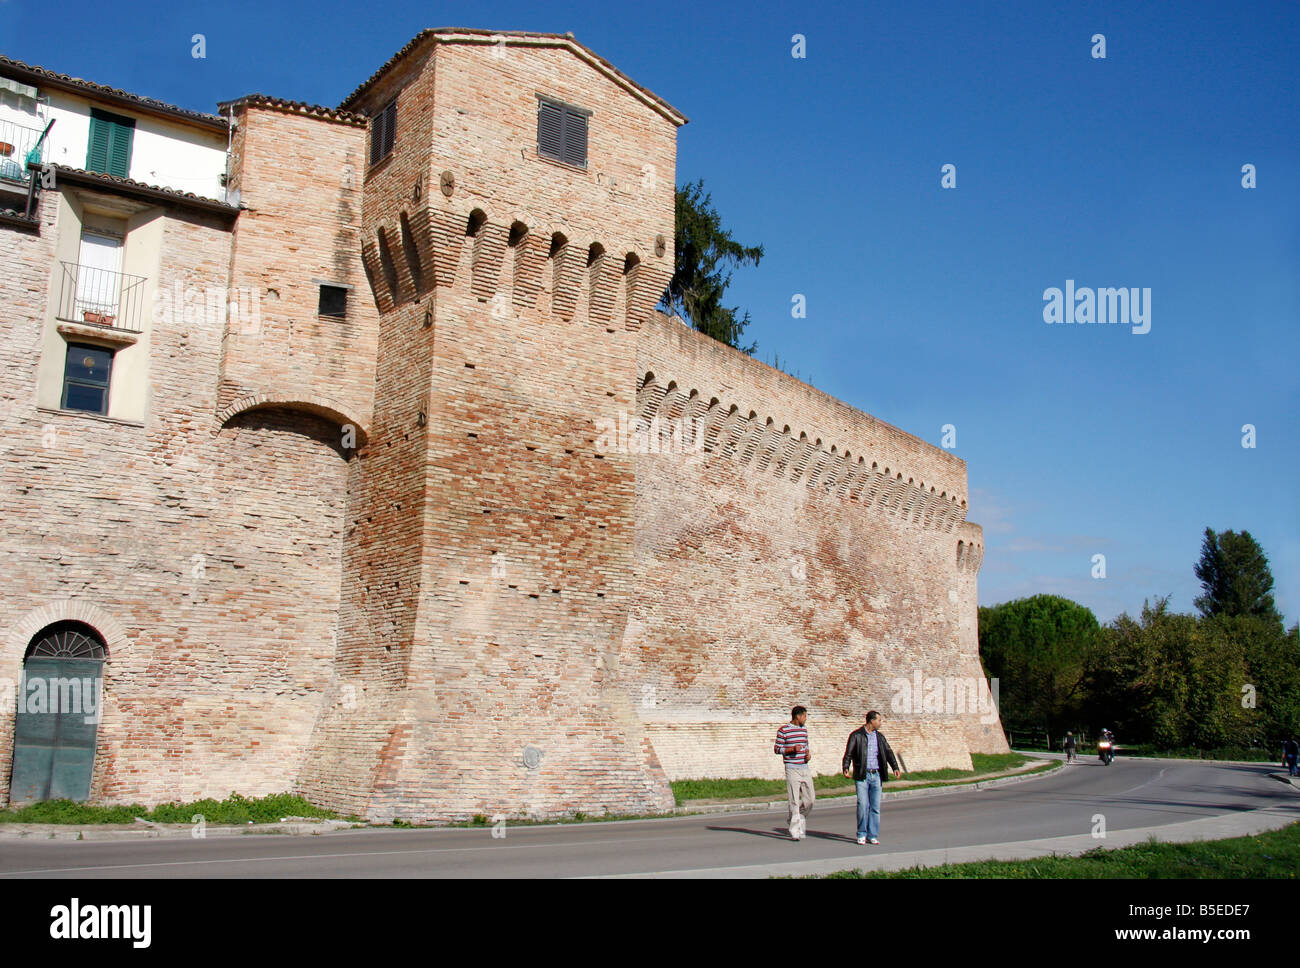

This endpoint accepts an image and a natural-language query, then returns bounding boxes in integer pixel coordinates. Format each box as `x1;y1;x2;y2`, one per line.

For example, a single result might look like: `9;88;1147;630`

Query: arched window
25;621;108;660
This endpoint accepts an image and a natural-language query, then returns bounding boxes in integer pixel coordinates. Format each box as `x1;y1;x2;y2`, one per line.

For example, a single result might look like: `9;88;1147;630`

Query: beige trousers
785;765;815;835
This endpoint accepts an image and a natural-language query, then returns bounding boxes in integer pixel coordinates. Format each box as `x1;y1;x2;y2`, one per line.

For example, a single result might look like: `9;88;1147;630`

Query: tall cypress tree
1193;528;1282;625
661;179;764;353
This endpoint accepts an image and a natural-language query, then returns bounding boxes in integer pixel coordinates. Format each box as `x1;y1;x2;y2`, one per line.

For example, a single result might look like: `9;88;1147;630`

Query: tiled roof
0;203;39;230
338;28;688;126
219;94;368;127
49;165;240;215
0;55;228;131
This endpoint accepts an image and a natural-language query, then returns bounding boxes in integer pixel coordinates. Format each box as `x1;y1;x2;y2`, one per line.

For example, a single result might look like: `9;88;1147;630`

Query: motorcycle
1098;739;1114;766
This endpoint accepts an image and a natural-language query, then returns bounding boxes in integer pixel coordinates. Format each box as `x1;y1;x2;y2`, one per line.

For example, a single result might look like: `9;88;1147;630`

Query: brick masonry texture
0;33;1002;820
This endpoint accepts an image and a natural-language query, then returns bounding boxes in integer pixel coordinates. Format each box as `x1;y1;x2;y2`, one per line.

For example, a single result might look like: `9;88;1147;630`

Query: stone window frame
313;278;351;319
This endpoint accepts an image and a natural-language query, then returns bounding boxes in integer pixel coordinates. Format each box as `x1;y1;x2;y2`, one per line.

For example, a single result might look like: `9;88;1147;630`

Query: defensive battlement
636;311;973;536
358;205;672;331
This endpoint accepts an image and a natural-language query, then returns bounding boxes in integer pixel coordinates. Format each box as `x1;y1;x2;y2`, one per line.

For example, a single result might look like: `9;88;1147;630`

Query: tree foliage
981;527;1299;754
978;594;1102;741
661;179;763;353
1193;527;1282;625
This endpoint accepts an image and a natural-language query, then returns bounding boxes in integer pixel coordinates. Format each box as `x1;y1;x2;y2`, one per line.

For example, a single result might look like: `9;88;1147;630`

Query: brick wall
625;312;1006;777
0;189;354;807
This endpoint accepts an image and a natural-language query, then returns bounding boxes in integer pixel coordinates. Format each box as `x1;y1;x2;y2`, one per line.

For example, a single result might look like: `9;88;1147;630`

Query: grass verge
0;792;351;825
806;822;1300;878
670;753;1035;804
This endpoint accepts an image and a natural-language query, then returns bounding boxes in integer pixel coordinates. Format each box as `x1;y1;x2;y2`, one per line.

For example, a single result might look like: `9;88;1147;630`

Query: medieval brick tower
294;30;684;819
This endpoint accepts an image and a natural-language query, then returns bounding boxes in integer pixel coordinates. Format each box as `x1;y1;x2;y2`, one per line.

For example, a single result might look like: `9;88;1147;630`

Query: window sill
535;151;588;173
364;152;395;182
37;406;144;428
56;322;140;348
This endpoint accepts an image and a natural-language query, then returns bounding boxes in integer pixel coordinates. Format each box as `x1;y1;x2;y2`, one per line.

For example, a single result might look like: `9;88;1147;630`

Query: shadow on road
705;825;859;844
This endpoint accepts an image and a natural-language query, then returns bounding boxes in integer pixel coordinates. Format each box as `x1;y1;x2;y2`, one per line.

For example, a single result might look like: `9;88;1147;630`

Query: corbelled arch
216;393;370;447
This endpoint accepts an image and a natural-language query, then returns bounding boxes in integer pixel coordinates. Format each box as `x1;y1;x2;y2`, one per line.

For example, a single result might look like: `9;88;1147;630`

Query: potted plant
0;142;14;157
83;310;115;326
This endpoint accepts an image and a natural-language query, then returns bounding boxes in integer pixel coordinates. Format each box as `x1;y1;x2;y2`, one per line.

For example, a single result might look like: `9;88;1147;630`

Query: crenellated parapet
955;522;985;573
633;369;969;535
359;203;672;329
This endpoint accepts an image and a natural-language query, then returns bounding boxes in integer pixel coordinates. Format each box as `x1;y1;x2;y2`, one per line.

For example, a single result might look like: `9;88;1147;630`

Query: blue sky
5;0;1296;626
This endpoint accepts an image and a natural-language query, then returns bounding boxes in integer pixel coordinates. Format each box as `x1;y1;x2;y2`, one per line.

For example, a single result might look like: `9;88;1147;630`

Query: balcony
0;118;45;185
56;262;147;335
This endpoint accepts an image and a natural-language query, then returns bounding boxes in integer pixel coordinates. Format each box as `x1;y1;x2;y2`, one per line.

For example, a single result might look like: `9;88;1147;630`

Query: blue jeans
855;772;882;839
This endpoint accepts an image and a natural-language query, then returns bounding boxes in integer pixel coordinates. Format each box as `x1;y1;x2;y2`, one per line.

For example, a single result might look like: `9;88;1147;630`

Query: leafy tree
1085;597;1196;747
978;595;1102;744
1193;528;1282;625
661;179;763;353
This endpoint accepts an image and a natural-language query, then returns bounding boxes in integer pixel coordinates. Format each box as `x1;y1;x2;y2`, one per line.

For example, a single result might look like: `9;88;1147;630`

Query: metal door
9;626;105;806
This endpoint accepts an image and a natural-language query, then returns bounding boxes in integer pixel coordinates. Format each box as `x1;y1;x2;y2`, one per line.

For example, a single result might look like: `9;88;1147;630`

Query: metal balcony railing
56;262;147;334
0;118;46;185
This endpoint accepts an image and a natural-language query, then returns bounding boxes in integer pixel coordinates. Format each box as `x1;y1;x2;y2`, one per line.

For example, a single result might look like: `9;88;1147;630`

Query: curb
0;819;360;841
1012;749;1280;767
599;803;1300;879
0;764;1061;840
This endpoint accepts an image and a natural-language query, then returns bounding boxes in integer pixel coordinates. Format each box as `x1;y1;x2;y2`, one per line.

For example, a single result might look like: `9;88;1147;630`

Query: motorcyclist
1099;727;1115;764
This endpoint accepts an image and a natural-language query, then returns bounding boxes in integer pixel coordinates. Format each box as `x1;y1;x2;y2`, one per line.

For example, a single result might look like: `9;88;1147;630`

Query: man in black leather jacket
842;711;901;845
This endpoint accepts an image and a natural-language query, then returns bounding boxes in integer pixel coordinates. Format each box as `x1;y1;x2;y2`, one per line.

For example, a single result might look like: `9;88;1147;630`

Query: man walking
1283;737;1299;778
842;710;901;845
774;705;814;840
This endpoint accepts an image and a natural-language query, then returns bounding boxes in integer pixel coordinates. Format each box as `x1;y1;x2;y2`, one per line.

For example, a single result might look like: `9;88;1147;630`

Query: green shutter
86;114;110;173
87;109;135;177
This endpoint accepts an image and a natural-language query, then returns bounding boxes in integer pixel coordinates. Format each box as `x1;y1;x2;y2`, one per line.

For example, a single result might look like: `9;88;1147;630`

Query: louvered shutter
538;99;563;161
369;108;385;165
86;114;110;173
87;110;134;177
381;100;397;157
106;119;133;177
561;107;587;167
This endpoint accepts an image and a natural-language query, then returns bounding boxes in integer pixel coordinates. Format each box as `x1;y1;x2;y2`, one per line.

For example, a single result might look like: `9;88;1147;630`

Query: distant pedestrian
1063;731;1077;763
1283;738;1299;777
774;705;814;840
842;710;901;845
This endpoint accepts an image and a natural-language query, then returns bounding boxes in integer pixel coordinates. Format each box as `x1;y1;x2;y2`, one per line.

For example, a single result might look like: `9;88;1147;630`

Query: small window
537;97;589;168
318;284;348;318
369;98;397;166
62;343;113;414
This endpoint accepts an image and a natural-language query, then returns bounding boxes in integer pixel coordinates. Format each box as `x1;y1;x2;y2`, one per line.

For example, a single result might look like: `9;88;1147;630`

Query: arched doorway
8;622;106;805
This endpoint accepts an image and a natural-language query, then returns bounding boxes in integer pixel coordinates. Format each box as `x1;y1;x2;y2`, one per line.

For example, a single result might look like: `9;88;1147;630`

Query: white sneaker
868;837;879;845
856;836;867;845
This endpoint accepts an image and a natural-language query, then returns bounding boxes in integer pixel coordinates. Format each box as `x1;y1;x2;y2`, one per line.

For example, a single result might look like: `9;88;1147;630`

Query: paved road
1;758;1296;878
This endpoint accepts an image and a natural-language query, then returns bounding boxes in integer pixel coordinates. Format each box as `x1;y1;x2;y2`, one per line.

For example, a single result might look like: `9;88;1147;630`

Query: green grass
0;792;351;825
809;822;1300;878
1013;743;1276;762
670;752;1034;804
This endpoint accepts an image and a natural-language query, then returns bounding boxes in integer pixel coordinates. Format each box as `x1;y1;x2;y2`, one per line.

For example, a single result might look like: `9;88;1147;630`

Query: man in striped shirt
774;705;814;840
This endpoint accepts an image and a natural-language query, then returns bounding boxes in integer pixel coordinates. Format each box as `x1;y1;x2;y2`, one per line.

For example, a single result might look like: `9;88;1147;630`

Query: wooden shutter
538;99;563;161
369;108;385;165
86;114;110;173
561;107;587;167
86;109;134;177
382;100;397;157
370;99;397;165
